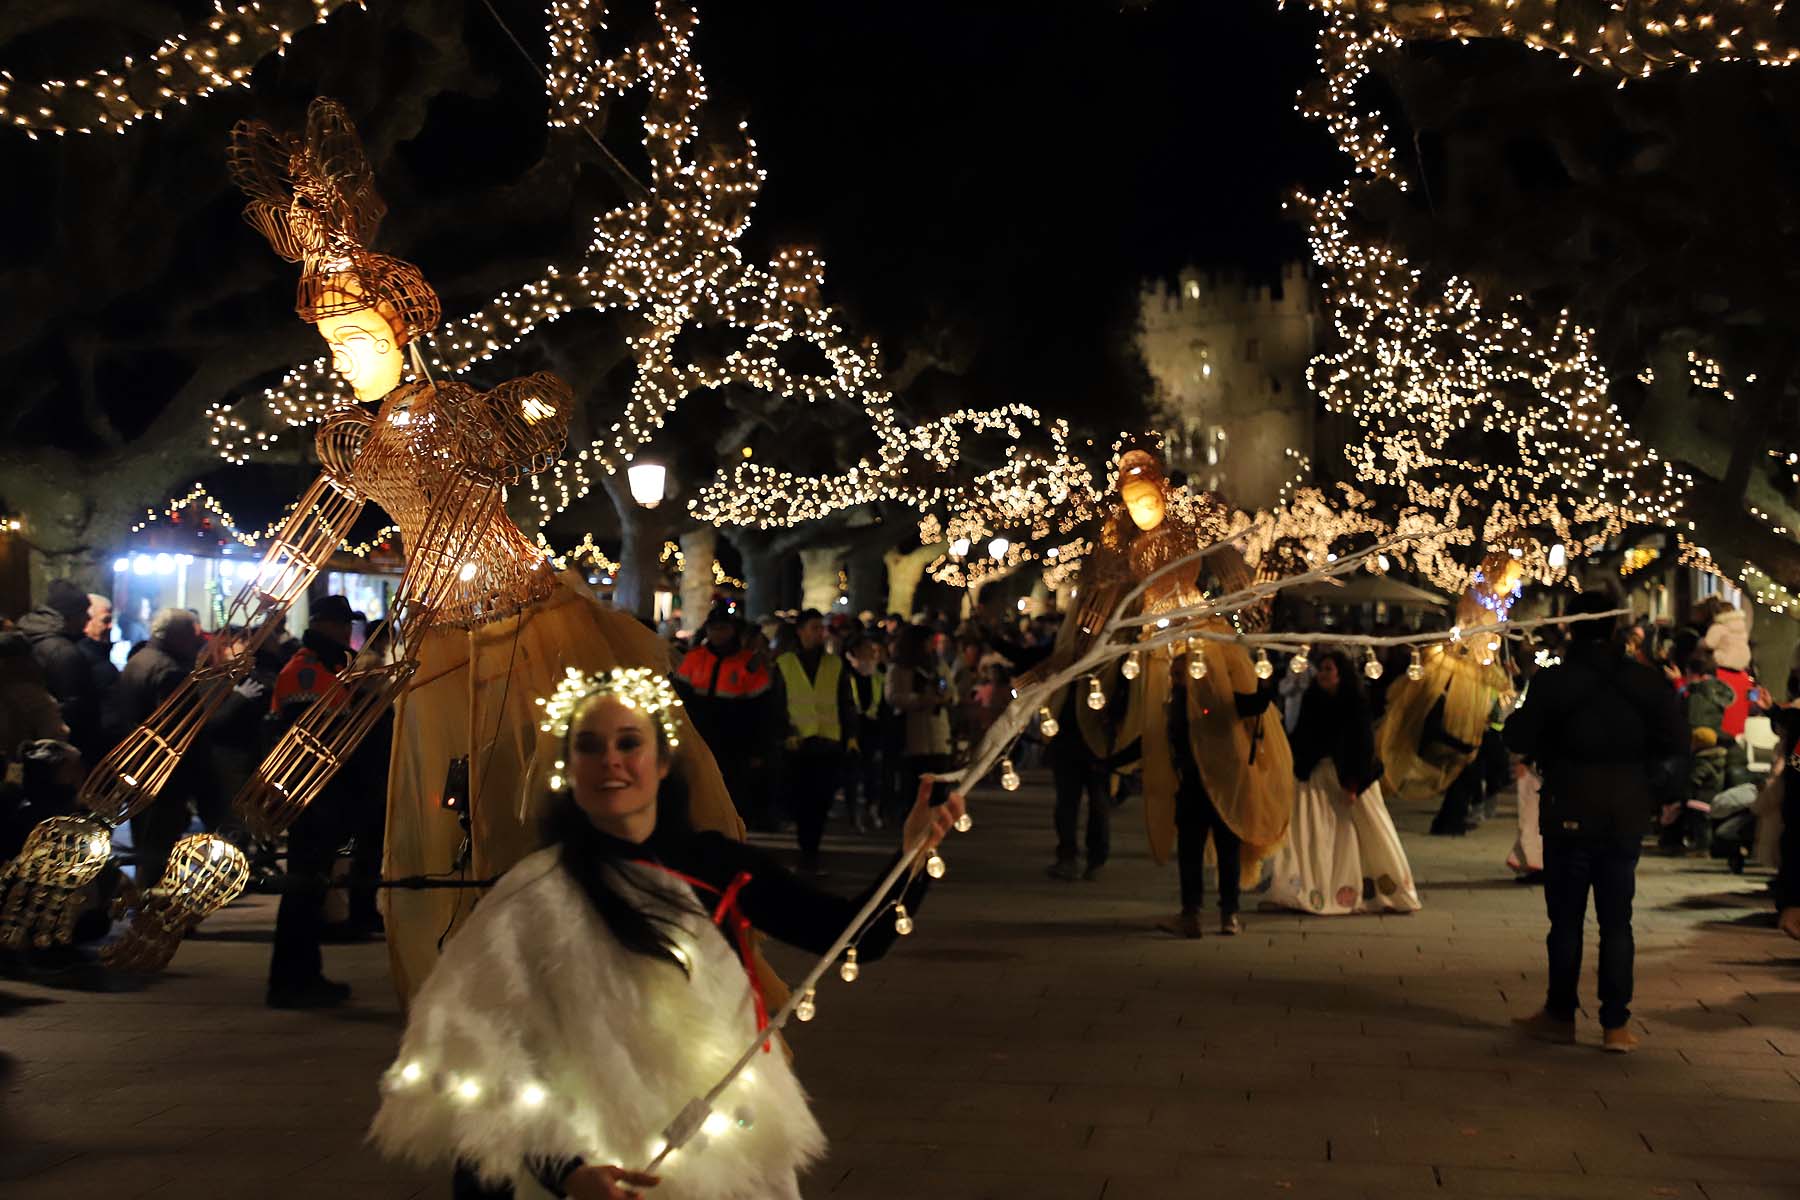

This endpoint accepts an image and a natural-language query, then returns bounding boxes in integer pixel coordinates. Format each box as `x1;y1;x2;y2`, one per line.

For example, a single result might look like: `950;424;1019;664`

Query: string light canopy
0;0;356;139
1287;1;1731;591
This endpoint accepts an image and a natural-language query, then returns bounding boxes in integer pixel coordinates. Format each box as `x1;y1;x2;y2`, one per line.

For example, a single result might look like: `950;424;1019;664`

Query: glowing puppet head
1118;449;1168;532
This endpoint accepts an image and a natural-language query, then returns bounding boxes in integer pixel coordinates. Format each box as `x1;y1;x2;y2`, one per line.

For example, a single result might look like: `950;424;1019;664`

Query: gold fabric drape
1140;628;1293;885
1376;646;1509;803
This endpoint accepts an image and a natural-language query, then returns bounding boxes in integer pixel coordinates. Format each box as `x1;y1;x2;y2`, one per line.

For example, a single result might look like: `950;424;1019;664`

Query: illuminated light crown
535;666;683;749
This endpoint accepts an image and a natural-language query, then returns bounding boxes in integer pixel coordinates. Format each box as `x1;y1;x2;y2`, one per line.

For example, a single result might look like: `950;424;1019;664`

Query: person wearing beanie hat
16;579;104;764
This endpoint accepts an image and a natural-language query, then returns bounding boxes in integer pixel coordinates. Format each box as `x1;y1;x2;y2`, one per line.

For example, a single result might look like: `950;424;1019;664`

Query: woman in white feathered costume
370;668;964;1200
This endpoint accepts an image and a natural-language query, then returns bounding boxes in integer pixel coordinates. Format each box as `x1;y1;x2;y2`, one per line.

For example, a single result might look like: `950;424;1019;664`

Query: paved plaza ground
3;773;1798;1199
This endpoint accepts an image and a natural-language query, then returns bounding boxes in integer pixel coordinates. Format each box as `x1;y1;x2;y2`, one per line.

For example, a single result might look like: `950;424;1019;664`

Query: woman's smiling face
568;695;670;841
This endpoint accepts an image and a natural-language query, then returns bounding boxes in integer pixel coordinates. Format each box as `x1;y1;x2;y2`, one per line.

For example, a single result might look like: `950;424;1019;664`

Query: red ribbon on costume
635;862;772;1052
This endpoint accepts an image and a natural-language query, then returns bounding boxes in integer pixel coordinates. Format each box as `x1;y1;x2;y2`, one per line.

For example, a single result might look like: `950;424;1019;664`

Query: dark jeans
1051;742;1110;867
130;792;192;887
1431;760;1482;835
1543;834;1640;1030
269;788;344;990
788;746;843;859
1176;772;1239;916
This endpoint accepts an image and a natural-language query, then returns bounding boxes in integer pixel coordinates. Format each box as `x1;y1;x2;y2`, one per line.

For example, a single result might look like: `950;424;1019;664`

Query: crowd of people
0;583;388;1007
4;575;1799;1029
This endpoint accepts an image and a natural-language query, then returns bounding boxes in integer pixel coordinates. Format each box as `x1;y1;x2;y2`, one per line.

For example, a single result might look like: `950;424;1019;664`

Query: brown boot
1602;1026;1639;1054
1155;911;1203;939
1512;1009;1576;1045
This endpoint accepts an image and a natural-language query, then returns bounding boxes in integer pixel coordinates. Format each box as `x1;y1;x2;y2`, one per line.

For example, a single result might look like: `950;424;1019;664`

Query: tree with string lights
1289;0;1800;605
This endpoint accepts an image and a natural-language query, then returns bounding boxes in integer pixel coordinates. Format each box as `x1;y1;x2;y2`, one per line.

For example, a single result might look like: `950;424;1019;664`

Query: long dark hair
543;726;698;974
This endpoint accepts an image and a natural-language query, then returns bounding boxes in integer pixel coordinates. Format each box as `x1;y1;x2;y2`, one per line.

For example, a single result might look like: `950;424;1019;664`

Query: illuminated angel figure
1375;552;1520;827
0;100;758;998
1025;448;1292;938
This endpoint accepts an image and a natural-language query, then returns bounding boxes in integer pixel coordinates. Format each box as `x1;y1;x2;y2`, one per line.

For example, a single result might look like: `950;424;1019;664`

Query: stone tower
1135;262;1318;510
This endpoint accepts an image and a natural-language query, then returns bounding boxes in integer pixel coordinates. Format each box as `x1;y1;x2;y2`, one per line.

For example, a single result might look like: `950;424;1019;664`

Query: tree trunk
884;543;942;620
728;532;786;618
602;472;670;621
678;527;718;633
845;537;891;617
799;546;845;614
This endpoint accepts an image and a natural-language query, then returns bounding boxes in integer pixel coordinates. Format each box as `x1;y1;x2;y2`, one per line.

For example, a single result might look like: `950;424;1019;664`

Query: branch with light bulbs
634;522;1618;1176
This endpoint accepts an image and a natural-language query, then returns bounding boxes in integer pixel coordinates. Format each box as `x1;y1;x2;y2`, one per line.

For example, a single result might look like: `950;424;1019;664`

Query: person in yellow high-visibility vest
773;609;858;874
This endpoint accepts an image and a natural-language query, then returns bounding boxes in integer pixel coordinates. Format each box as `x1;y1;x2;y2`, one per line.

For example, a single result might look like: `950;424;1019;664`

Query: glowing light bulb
839;949;860;983
1254;649;1274;680
519;1083;547;1108
458;561;478;582
1000;759;1020;791
1121;651;1141;681
926;850;946;879
795;989;816;1022
702;1110;730;1137
399;1061;423;1085
1364;650;1383;681
1187;639;1207;680
1290;648;1310;675
1407;650;1424;681
953;811;973;833
1038;707;1060;739
894;905;914;936
454;1078;481;1103
1086;676;1105;710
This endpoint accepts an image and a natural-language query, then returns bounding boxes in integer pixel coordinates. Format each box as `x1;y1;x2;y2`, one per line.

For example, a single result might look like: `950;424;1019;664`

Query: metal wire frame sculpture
0;98;578;961
100;834;250;972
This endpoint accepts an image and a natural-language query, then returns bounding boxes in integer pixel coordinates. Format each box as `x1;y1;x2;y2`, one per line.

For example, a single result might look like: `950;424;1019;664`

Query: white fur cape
369;847;825;1199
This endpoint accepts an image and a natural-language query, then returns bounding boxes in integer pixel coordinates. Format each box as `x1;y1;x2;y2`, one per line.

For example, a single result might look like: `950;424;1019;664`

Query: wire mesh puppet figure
1023;448;1292;894
0;100;762;998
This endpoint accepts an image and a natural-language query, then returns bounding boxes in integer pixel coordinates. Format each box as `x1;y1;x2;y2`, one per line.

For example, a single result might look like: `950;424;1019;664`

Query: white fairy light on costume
839;948;860;983
893;905;913;936
535;667;683;749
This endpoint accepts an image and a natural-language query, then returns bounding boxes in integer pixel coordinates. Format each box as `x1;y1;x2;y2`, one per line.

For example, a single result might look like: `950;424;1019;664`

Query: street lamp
626;462;667;509
987;536;1010;559
949;537;971;559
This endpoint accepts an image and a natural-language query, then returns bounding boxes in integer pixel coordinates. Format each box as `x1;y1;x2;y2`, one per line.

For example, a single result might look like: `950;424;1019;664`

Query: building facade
1135;262;1319;510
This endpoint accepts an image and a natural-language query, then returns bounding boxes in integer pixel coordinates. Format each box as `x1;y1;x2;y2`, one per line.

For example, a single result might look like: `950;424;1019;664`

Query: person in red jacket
266;594;356;1009
672;604;773;823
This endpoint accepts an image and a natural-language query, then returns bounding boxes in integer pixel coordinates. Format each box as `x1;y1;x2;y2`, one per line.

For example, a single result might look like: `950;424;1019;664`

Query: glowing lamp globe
987;537;1010;559
949;537;971;559
627;462;668;509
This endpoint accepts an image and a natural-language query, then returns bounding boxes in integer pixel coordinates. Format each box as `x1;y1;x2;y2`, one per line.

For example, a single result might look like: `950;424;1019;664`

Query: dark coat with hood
1289;672;1383;795
1504;638;1686;840
18;607;101;756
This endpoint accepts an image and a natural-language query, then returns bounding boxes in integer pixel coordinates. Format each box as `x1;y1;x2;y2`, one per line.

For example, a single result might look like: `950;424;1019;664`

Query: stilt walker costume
1030;450;1291;934
1376;554;1520;811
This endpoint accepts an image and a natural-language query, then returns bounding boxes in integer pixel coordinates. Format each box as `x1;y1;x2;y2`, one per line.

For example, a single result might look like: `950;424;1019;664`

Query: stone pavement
3;773;1797;1200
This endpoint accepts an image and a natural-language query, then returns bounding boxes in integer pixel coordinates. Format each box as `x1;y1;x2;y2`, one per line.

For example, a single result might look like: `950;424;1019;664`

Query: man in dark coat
1505;589;1687;1053
113;607;208;887
17;579;101;761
